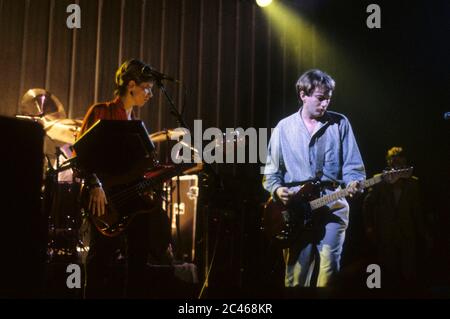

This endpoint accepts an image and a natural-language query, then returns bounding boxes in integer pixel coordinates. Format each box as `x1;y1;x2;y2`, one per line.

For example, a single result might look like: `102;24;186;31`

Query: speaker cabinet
0;116;46;297
164;175;199;262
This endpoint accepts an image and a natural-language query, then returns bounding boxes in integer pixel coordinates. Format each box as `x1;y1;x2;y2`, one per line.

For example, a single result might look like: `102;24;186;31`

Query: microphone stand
155;79;224;183
155;79;223;279
155;79;187;263
156;80;188;129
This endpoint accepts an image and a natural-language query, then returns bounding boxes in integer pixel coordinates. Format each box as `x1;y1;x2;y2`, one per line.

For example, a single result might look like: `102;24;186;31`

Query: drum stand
44;147;86;263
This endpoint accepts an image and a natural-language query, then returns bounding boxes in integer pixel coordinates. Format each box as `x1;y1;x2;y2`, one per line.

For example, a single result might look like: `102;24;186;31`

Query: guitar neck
309;175;383;210
105;164;195;206
138;165;187;192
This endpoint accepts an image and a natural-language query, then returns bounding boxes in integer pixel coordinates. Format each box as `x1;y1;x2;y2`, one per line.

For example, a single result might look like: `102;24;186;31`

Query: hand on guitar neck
346;180;364;198
275;180;362;205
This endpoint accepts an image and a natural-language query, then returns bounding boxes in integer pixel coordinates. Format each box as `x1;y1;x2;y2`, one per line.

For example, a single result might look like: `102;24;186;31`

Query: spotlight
256;0;273;8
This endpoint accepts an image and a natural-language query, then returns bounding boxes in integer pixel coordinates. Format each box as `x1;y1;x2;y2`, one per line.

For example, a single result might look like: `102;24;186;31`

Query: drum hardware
44;161;84;263
17;88;86;263
150;129;187;143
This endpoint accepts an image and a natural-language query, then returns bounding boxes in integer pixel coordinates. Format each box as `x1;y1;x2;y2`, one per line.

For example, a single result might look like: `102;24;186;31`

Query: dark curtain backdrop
1;0;449;290
0;0;448;173
1;0;449;226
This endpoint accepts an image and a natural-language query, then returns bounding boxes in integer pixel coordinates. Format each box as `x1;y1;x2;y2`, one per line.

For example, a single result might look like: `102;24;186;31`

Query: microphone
147;66;180;83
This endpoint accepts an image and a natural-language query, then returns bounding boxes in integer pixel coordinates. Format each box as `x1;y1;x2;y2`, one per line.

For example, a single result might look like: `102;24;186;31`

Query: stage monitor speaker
0;116;46;298
164;175;199;263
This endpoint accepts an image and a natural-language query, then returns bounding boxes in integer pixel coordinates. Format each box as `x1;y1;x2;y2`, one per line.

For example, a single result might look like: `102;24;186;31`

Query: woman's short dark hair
114;59;155;96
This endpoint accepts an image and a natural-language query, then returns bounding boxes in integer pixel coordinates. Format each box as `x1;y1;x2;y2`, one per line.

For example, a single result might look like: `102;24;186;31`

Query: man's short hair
114;59;155;96
296;69;335;97
386;146;408;168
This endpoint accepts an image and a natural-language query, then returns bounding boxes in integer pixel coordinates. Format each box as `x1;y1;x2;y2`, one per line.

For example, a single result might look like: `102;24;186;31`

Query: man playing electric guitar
263;69;366;287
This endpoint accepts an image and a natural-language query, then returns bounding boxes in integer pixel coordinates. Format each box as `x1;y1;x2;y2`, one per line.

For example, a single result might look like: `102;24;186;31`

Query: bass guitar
81;164;192;237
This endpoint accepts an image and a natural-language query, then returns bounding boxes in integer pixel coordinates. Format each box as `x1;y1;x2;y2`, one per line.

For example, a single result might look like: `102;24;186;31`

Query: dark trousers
85;209;171;298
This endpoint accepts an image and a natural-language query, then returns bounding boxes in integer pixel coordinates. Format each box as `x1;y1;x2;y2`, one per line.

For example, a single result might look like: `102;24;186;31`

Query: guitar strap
314;127;327;180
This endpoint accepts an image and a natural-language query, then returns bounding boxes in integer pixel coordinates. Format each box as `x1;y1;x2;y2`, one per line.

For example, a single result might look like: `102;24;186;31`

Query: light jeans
283;189;349;287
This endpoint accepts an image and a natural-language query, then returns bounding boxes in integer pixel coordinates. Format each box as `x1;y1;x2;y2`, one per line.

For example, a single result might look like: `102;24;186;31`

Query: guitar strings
98;167;182;208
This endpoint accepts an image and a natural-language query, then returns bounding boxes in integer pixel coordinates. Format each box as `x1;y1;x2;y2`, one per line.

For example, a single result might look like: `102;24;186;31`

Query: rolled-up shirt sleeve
262;126;285;197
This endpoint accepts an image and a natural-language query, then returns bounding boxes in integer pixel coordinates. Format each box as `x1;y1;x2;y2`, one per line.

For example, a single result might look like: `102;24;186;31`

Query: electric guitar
81;164;193;237
80;129;245;237
262;167;413;247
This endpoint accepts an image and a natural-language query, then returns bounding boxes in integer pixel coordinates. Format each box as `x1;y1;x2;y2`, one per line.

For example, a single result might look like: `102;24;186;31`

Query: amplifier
163;175;199;262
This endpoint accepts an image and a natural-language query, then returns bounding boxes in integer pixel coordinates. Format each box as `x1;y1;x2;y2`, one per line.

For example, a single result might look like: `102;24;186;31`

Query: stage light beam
256;0;273;8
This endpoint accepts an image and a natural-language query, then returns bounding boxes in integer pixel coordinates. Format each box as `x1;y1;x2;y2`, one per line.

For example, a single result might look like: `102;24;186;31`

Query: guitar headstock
381;166;414;184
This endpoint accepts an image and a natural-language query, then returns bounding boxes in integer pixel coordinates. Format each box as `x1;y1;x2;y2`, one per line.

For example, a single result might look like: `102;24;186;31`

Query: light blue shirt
263;108;366;196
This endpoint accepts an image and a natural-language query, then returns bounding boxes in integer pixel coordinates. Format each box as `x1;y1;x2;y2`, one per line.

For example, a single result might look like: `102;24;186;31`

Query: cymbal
19;88;66;121
150;129;187;143
44;118;82;146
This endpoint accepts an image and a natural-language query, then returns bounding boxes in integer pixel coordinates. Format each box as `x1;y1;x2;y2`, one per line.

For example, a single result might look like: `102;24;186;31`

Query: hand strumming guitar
275;187;295;205
89;186;108;217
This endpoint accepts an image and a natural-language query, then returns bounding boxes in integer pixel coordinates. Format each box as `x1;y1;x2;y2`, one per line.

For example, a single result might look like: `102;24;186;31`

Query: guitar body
81;177;158;237
81;165;180;237
262;182;321;247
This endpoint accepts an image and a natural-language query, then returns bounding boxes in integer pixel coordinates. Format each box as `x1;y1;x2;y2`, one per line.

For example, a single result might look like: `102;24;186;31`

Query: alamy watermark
66;264;81;289
366;4;381;29
366;264;381;289
162;120;277;174
66;4;81;29
65;3;381;34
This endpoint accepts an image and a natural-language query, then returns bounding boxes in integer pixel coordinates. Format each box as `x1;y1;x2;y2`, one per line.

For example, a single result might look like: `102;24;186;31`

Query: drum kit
18;89;85;262
17;88;204;263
